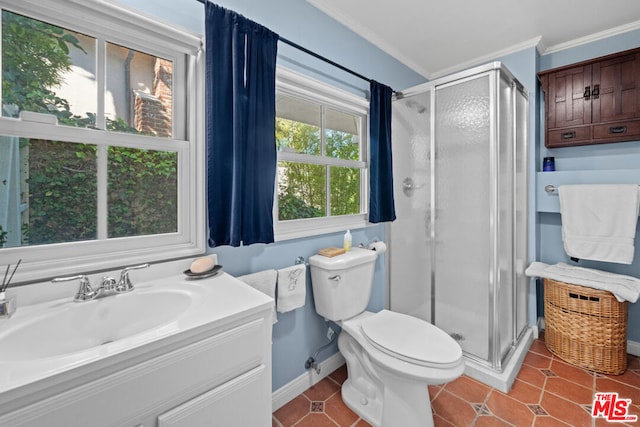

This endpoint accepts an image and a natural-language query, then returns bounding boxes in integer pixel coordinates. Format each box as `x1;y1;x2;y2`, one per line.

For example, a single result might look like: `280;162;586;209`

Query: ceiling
306;0;640;80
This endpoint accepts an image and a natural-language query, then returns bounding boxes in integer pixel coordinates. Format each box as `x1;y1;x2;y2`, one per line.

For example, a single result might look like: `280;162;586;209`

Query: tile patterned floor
272;335;640;427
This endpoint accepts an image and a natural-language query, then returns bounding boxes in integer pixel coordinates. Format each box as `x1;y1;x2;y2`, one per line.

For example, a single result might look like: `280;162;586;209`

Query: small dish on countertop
183;264;223;280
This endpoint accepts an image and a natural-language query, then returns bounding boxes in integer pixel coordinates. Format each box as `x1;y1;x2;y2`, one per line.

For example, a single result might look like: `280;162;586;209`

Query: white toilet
309;247;464;427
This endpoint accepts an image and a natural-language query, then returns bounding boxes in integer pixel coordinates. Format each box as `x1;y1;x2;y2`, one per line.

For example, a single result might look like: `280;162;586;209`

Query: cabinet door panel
592;53;640;123
546;65;592;128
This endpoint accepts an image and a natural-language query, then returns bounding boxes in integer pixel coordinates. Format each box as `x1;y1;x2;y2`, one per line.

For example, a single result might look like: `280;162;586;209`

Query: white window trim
0;0;205;283
274;67;370;241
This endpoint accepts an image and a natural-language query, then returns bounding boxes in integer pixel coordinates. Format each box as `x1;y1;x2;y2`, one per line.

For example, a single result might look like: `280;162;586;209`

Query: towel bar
544;184;640;193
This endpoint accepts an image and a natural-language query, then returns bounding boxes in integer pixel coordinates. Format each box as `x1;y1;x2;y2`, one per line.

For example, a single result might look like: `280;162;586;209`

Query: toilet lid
361;310;462;368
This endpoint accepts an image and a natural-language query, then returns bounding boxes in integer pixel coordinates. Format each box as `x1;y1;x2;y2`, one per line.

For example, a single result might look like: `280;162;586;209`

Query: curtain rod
196;0;392;91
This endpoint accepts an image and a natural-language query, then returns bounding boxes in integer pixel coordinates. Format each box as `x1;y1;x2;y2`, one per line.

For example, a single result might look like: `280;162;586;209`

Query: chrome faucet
52;264;149;302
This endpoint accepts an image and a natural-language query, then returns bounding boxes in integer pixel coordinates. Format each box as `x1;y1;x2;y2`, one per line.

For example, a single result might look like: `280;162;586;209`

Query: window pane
2;11;97;127
106;43;173;137
0;136;97;248
108;147;177;237
276;94;321;155
325;108;360;160
330;166;360;216
277;161;325;220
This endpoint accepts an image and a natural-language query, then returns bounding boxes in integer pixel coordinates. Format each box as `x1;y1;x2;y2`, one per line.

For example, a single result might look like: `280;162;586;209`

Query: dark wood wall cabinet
539;47;640;148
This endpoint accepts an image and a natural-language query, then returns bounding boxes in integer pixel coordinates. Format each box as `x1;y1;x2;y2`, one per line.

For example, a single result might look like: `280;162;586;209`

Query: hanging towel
558;184;640;264
525;261;640;303
237;269;278;324
276;264;306;313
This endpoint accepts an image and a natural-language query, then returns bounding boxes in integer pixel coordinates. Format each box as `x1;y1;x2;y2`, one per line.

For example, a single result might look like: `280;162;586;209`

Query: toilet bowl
309;248;464;427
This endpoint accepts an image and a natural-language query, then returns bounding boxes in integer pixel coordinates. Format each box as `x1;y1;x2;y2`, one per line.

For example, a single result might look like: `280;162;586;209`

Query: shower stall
389;62;532;391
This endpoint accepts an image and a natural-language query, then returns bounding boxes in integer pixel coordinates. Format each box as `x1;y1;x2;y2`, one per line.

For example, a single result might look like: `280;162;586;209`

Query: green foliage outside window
276;117;361;221
1;11;177;246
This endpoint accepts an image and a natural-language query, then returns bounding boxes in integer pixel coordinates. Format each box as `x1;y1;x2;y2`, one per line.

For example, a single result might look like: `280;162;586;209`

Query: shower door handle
402;177;424;197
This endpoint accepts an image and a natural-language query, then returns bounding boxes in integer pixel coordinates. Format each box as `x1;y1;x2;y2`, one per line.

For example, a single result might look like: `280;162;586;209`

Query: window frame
0;0;205;283
274;67;370;241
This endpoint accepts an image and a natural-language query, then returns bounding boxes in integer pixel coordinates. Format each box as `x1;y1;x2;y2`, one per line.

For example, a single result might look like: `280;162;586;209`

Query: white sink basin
0;287;193;362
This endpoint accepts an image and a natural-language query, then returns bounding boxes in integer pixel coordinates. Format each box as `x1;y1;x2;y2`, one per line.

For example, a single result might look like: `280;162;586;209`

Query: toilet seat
360;310;462;369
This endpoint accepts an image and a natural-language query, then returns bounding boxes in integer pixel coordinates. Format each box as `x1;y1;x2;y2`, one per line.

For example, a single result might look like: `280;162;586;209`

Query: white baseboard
272;352;346;412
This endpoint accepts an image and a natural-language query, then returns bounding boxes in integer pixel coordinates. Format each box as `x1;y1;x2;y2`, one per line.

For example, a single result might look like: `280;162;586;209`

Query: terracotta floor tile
596;377;640;402
530;339;554;358
443;375;492;404
516;363;547;388
431;389;478;427
540;392;593;427
549;359;595;389
524;351;553;369
293;413;338;427
474;415;514;426
485;390;534;426
429;384;443;400
533;415;572;426
274;395;311;427
433;413;456;427
603;368;640;389
303;377;341;402
324;392;359;427
544;377;594;405
328;365;348;386
506;378;543;405
274;341;638;426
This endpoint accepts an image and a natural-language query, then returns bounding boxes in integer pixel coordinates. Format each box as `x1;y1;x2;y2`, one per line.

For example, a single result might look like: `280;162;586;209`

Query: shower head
405;99;426;114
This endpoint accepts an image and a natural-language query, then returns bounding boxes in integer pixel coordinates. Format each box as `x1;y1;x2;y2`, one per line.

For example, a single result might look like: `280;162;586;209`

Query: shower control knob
360;397;368;405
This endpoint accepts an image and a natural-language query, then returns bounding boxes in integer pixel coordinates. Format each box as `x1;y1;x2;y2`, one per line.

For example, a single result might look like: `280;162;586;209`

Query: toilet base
339;330;438;427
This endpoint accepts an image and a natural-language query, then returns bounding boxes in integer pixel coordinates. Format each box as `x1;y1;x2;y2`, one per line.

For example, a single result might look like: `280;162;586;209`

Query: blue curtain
369;81;396;223
205;3;279;247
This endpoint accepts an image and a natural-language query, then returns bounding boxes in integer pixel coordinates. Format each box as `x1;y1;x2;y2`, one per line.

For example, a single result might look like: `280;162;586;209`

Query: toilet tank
309;247;378;321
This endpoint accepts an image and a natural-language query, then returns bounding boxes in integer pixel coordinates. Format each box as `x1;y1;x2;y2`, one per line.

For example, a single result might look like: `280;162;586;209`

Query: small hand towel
558;184;640;264
276;264;306;313
237;269;278;324
525;261;640;303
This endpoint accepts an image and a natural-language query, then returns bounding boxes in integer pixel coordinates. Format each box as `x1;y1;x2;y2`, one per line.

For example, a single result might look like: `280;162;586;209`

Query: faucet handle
117;264;149;293
52;275;97;302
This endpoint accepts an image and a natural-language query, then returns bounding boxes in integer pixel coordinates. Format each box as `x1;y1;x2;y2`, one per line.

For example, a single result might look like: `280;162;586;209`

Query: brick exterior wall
133;58;172;137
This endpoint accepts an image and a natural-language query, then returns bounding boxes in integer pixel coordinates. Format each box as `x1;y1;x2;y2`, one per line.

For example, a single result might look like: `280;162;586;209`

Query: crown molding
542;19;640;55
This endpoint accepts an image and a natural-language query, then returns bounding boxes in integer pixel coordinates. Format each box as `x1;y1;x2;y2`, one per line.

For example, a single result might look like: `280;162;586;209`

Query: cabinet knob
592;84;600;99
583;86;591;100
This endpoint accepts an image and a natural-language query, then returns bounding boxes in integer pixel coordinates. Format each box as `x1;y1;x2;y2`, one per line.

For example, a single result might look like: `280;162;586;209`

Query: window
274;68;369;240
0;0;204;282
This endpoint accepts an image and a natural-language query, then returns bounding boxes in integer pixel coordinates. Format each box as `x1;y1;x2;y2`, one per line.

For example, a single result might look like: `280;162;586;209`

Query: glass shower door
389;91;431;321
433;74;491;361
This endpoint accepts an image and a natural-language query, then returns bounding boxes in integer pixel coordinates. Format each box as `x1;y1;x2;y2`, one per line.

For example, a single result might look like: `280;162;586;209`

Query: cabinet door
545;64;592;129
592;52;640;123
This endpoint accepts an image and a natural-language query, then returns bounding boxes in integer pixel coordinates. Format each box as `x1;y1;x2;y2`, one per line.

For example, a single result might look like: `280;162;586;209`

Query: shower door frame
388;62;530;373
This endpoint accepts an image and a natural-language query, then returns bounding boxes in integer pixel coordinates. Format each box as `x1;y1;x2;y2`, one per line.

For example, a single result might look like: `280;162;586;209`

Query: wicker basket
543;278;628;375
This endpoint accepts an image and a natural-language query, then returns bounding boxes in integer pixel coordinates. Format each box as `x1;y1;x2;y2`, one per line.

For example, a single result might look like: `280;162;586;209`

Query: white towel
237;269;278;324
558;184;640;264
276;264;306;313
525;261;640;303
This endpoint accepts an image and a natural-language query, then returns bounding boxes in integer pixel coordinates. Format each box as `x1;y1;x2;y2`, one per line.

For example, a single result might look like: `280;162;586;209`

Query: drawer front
158;365;269;427
593;120;640;142
546;126;591;147
0;317;270;427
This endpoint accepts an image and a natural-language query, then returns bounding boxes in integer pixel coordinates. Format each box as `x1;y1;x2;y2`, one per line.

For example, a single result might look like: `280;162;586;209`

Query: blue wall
115;0;425;392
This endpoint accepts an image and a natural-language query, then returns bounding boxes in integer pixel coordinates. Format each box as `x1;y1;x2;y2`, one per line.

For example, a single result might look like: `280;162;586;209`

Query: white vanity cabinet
0;273;273;427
